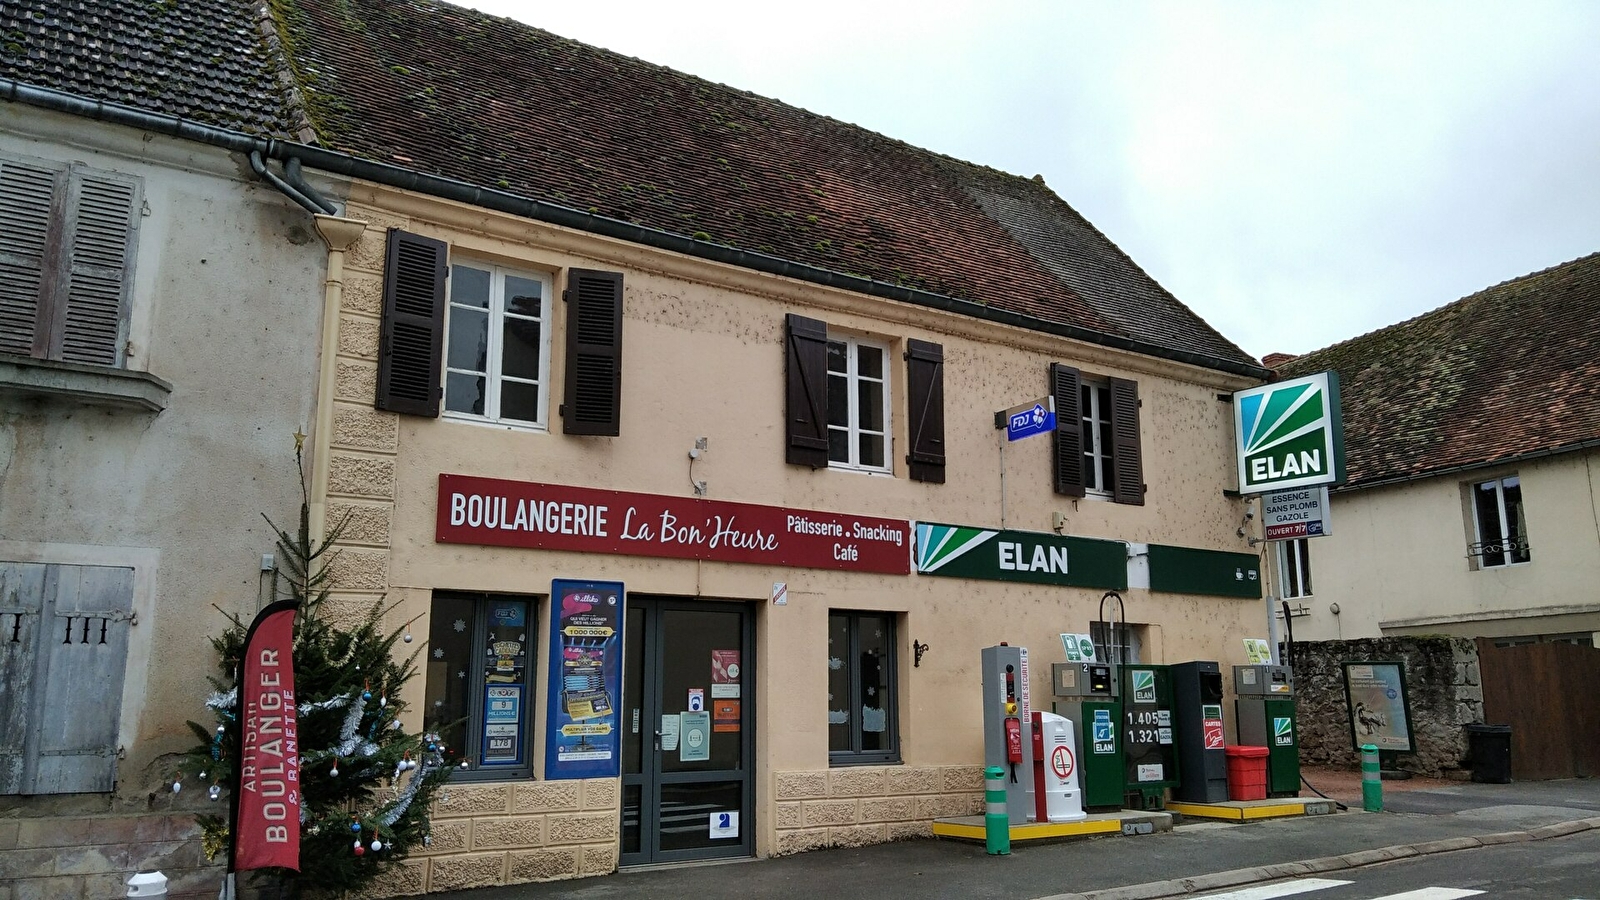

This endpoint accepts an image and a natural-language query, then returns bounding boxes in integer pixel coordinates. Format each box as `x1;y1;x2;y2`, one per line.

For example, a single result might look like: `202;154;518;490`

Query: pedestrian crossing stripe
1193;881;1486;900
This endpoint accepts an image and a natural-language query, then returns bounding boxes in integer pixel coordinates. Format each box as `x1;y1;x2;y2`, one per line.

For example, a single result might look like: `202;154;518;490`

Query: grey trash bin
1465;723;1512;783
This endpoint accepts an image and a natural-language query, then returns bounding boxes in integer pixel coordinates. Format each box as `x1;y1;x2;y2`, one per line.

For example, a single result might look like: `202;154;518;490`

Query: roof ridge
1292;249;1600;365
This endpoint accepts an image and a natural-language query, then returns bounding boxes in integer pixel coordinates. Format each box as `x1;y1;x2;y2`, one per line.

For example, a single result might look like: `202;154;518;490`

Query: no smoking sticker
1051;745;1074;779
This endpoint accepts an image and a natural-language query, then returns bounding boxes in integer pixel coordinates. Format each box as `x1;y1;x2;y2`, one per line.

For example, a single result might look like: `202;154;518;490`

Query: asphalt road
1193;828;1600;898
430;777;1600;900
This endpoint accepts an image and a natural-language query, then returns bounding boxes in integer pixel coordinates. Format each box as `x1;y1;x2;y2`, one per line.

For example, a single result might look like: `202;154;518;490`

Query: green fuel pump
1051;661;1121;811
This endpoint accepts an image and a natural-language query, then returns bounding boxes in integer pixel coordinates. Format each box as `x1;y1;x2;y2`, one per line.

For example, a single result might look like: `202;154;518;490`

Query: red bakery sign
437;474;910;574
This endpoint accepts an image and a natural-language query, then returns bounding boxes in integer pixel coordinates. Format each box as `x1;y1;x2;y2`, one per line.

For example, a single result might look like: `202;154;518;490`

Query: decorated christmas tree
178;447;452;894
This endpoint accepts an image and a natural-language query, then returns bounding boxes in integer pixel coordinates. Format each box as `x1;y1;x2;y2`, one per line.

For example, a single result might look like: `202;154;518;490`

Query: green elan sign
1233;371;1346;494
914;522;1127;589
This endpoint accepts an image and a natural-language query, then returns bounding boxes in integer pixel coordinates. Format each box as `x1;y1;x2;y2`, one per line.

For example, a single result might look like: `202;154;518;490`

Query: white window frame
1081;380;1113;496
1277;538;1313;599
1470;474;1530;569
442;261;553;430
826;336;892;473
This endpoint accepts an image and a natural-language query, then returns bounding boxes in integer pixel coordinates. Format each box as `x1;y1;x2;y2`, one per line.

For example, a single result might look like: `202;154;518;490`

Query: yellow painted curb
1166;800;1309;821
931;818;1121;840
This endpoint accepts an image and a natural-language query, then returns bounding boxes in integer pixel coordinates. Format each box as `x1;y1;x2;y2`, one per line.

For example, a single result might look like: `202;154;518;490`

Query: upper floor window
0;153;141;368
784;314;945;482
1051;363;1144;505
1080;381;1114;494
827;336;890;472
1278;538;1313;598
443;262;552;428
1470;474;1530;568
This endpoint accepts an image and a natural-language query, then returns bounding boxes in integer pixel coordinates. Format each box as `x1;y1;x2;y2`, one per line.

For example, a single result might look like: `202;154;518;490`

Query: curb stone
1035;817;1599;900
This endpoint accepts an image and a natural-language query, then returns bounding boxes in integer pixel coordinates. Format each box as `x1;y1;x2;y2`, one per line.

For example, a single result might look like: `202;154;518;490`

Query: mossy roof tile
1279;252;1600;487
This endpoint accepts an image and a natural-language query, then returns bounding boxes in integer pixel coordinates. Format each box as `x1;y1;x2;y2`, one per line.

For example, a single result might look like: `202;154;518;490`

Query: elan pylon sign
1233;371;1346;494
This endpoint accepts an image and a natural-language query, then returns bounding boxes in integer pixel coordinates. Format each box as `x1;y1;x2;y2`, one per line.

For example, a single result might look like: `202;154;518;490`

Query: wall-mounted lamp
913;640;930;668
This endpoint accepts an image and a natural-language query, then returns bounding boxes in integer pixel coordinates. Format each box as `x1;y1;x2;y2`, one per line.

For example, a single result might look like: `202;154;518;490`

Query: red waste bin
1225;745;1270;801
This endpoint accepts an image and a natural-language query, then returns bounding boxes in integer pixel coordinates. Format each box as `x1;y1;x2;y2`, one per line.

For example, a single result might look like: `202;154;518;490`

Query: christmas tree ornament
208;784;221;801
350;818;362;832
370;831;383;852
361;681;372;702
353;841;365;857
198;770;207;779
458;760;469;769
379;695;387;708
171;778;182;794
329;761;339;777
403;631;413;643
217;724;226;734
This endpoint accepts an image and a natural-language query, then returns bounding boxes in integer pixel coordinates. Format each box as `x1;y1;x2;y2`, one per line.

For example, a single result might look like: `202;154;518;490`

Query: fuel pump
981;644;1032;824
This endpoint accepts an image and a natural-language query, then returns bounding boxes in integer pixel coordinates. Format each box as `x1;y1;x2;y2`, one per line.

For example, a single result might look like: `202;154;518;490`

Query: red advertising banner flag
232;600;301;872
436;474;910;574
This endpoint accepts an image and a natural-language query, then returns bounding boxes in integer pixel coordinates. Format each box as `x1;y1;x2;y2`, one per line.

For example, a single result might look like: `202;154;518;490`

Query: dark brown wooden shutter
561;268;624;436
0;155;63;358
376;229;447;417
1109;376;1145;505
1051;363;1085;497
785;314;830;468
57;168;139;366
905;339;945;483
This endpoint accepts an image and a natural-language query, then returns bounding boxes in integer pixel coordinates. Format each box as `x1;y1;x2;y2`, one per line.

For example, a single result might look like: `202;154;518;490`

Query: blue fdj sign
1005;397;1056;442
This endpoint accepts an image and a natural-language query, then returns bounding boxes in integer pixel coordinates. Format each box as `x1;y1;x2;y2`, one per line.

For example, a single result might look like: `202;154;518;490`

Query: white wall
1282;450;1600;641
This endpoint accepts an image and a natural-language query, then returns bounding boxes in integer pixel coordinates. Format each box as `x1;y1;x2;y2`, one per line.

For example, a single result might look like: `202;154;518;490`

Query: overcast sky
470;1;1600;360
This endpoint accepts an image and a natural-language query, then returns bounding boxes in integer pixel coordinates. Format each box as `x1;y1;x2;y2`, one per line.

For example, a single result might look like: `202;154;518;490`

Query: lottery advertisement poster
545;580;625;779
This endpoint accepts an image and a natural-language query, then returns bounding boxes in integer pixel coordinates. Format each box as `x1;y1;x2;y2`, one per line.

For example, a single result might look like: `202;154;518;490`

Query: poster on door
545;579;625;779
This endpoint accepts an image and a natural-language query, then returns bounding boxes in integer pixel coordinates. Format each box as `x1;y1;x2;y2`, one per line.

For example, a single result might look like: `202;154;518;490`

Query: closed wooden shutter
561;268;624;436
0;156;64;358
57;168;140;366
0;562;135;795
905;339;945;483
785;314;829;468
1109;376;1145;505
376;229;448;416
0;563;46;794
1051;363;1084;497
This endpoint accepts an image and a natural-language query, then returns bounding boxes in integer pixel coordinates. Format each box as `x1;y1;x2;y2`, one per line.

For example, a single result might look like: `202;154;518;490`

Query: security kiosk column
981;644;1033;824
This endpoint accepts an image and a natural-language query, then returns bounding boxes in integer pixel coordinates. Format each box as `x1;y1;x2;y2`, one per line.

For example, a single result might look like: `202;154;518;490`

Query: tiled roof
1278;252;1600;488
2;0;1258;371
0;0;300;137
265;0;1256;369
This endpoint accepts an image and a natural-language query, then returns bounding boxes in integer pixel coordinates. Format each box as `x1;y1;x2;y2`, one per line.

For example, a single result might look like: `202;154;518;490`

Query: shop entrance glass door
621;598;753;865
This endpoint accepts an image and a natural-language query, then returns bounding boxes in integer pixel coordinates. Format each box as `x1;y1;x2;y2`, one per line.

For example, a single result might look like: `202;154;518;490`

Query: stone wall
772;765;984;855
1292;637;1482;777
366;778;620;896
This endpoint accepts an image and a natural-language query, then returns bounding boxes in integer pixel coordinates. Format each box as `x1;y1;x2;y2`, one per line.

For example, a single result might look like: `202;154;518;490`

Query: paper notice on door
660;714;680;751
712;683;740;698
709;811;739;839
680;711;711;761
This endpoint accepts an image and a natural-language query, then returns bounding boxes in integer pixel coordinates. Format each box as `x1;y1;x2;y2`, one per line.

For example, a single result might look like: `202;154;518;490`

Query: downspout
308;215;369;546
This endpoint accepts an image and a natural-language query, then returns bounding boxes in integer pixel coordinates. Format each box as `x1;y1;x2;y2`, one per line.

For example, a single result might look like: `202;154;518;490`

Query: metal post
1361;743;1383;812
984;765;1010;855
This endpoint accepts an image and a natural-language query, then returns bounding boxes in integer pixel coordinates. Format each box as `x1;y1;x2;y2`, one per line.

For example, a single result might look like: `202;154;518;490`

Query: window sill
828;753;902;768
1474;560;1532;572
442;412;550;434
0;354;170;412
827;464;894;477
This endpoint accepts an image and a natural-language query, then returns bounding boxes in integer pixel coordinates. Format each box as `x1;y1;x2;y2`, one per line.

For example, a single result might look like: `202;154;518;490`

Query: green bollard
1361;744;1383;812
984;765;1010;855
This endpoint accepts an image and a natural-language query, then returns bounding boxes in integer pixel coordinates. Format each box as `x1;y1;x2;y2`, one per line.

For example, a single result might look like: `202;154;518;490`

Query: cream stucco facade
310;181;1271;893
1268;450;1600;643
